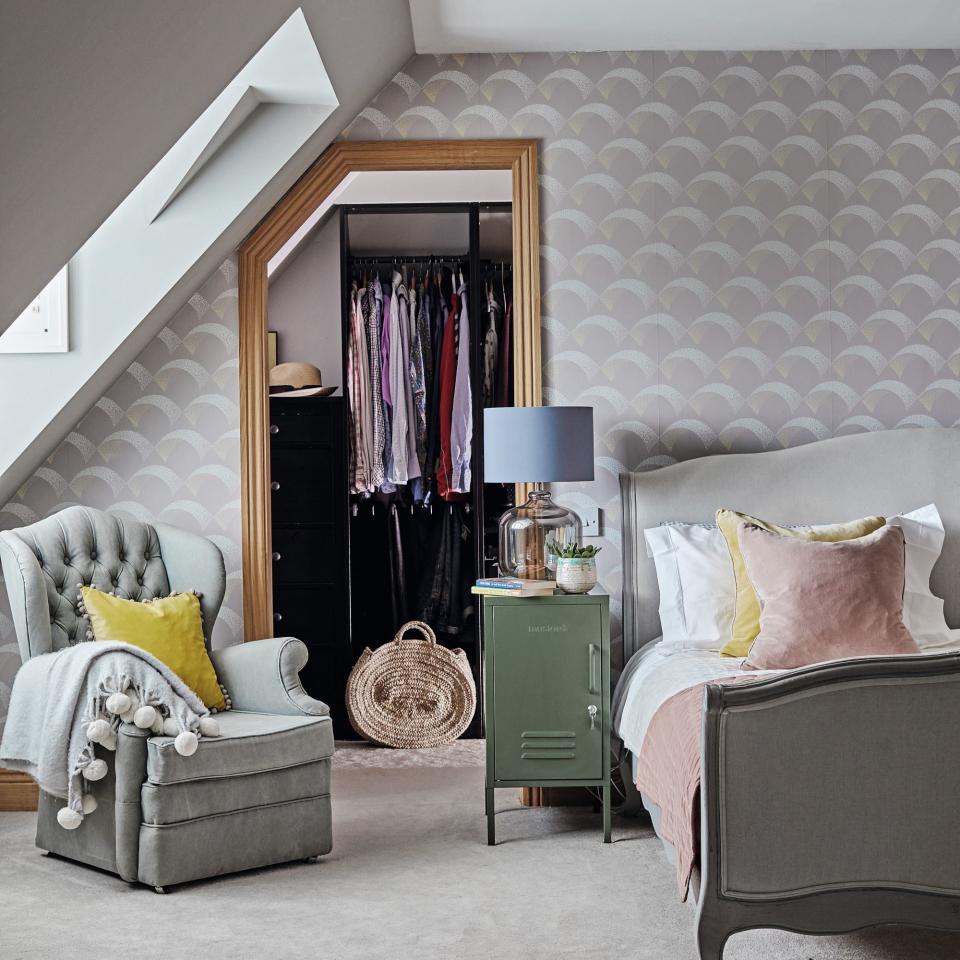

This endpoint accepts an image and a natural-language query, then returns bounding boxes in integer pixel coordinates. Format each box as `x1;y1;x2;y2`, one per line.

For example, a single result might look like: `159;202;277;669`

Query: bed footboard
695;653;960;960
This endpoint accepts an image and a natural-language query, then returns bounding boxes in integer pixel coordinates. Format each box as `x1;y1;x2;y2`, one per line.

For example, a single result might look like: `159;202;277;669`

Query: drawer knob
270;481;280;491
270;424;279;435
272;551;282;562
587;704;598;730
273;612;283;622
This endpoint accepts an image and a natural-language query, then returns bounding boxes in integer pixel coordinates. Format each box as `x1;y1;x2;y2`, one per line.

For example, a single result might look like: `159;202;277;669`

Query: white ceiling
268;169;512;275
409;0;960;52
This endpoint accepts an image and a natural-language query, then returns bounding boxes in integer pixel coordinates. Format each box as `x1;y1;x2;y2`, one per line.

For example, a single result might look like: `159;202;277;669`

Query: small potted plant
549;541;601;594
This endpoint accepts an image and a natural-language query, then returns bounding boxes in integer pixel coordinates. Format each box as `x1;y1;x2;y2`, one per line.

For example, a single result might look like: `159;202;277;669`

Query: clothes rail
347;255;512;266
348;255;469;266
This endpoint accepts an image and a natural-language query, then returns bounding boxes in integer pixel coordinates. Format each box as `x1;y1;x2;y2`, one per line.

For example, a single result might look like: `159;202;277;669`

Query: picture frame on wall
268;330;278;370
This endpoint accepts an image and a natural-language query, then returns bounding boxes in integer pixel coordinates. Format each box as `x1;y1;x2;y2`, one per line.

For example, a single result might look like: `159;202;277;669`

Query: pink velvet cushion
739;522;918;670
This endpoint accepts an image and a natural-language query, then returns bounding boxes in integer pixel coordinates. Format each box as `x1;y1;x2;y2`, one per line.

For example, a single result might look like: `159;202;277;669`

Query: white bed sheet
612;641;755;758
613;633;960;760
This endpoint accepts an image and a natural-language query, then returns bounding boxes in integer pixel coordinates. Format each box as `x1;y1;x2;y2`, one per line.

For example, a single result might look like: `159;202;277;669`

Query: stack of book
471;577;556;598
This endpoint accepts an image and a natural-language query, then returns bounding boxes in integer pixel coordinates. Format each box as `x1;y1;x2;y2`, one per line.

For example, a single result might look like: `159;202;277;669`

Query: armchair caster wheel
154;886;168;894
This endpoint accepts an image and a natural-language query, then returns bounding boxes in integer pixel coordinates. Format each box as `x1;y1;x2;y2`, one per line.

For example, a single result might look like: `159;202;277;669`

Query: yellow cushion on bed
716;510;885;658
80;587;225;709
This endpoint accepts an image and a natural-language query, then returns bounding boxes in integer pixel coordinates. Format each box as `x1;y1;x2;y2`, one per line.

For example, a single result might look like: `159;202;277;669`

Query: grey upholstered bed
619;427;960;959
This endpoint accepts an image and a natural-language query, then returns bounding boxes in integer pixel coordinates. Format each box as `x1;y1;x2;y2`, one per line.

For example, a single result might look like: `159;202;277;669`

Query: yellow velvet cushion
80;587;225;710
716;509;886;658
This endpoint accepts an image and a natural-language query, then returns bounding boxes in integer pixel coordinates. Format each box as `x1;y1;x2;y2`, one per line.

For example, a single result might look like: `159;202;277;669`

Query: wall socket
580;505;601;537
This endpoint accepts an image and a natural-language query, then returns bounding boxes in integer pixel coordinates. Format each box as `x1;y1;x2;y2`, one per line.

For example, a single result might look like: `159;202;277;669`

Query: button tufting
90;551;97;560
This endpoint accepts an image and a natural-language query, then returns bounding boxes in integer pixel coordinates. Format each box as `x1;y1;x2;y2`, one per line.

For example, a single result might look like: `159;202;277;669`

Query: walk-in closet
266;182;514;738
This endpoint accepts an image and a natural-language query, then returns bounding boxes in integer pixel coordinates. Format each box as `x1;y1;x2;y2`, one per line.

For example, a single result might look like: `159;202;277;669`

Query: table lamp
483;406;595;580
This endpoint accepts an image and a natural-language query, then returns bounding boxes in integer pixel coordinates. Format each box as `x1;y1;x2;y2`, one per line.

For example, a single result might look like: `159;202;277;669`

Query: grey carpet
332;738;486;767
1;763;959;960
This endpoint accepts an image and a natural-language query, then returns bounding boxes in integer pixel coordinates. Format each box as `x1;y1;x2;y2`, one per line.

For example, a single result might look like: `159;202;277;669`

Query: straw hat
269;362;336;398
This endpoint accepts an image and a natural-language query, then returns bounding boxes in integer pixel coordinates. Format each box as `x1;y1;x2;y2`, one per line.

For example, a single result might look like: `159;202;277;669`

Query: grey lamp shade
483;406;595;483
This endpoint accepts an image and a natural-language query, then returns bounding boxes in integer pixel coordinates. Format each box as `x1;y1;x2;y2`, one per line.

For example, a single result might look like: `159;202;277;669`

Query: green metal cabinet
483;592;611;844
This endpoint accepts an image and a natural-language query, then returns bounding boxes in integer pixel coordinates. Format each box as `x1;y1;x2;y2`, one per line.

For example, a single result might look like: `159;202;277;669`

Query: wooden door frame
237;139;542;642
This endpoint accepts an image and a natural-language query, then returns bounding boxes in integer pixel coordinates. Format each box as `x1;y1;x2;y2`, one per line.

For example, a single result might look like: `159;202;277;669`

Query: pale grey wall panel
268;215;343;388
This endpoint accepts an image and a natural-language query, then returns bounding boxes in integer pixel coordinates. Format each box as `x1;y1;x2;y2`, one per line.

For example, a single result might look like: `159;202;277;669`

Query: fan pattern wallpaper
343;50;960;657
3;50;960;730
0;260;242;730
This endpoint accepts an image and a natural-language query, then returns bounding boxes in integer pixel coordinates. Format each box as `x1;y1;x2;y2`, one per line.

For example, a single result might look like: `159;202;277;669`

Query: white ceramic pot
555;557;597;594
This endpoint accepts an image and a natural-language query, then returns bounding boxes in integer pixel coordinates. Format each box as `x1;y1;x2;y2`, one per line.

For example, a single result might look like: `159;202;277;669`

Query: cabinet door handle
588;643;600;695
272;552;281;562
270;424;279;435
587;704;599;730
271;481;280;491
273;611;283;622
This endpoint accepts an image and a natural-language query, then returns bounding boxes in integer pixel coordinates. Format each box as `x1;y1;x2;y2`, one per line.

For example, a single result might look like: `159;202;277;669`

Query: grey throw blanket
0;642;212;825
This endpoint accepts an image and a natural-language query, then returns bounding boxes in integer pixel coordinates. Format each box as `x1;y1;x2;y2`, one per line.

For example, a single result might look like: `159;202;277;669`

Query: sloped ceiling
0;0;413;506
408;0;960;52
0;0;415;328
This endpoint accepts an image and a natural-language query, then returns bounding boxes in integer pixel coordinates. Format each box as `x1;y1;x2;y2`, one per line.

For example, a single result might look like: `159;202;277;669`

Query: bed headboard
620;428;960;661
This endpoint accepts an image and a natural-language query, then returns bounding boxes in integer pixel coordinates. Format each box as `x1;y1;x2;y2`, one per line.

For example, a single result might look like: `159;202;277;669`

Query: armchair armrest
115;722;150;882
209;637;330;717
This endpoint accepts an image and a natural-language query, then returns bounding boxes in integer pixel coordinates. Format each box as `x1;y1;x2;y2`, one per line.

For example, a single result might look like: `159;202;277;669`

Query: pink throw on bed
634;675;763;901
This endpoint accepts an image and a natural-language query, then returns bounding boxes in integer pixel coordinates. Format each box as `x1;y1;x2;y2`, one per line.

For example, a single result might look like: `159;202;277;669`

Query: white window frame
0;267;69;354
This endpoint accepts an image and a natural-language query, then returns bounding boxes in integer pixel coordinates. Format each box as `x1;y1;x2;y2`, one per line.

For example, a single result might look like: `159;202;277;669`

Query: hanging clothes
409;272;429;500
449;279;473;494
482;283;499;408
386;273;408;484
379;279;396;492
417;502;474;635
387;502;408;628
347;283;372;494
386;271;420;485
496;299;512;408
366;281;386;490
423;269;448;503
357;285;377;485
436;286;461;500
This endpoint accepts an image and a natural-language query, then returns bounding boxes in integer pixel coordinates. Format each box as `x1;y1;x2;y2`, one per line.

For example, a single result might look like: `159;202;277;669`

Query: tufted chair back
0;505;226;663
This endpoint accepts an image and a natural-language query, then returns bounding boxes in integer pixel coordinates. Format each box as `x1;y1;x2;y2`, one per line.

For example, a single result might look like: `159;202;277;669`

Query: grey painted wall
0;1;414;516
0;0;414;326
268;215;344;387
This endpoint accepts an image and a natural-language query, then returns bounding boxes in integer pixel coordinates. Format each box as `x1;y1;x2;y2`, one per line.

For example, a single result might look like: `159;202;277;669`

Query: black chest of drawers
269;396;351;735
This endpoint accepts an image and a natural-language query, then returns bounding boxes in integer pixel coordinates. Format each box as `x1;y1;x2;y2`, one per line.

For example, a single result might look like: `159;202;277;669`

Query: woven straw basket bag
346;620;476;748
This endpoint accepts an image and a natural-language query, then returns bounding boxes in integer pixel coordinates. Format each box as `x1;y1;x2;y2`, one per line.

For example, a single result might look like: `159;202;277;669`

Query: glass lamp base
498;490;581;581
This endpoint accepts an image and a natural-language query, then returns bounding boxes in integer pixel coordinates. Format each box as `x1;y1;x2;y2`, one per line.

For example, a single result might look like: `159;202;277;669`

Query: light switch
581;505;601;538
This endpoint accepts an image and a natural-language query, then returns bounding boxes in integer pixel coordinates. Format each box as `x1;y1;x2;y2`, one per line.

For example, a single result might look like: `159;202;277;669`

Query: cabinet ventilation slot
520;730;576;760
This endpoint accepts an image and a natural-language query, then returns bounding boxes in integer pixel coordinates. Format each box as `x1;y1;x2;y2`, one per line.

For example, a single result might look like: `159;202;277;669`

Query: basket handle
392;620;437;645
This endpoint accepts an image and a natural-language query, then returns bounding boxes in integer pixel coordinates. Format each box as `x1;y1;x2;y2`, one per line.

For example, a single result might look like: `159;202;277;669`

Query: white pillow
644;504;953;654
644;522;734;652
888;504;953;648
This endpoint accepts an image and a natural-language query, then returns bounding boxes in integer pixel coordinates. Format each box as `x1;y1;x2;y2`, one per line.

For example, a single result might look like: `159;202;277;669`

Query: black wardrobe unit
269;395;351;735
269;202;513;740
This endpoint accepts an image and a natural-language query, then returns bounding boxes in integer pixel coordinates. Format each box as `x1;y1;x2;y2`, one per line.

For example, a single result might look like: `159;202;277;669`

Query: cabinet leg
602;783;611;843
486;787;495;845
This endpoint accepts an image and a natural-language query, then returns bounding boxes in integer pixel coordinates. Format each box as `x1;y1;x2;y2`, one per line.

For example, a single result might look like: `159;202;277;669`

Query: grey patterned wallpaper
3;51;960;727
343;50;960;659
0;259;242;731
